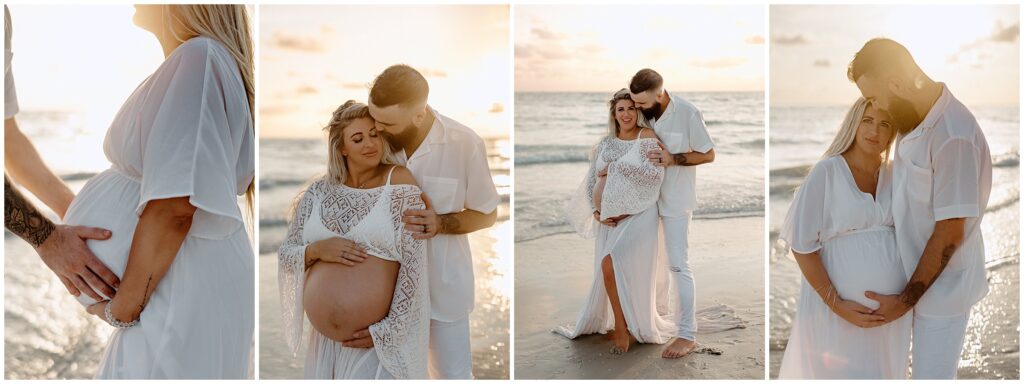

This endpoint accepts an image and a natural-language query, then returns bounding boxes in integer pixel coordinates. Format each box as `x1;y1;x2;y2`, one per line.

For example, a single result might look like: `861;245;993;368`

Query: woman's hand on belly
306;237;370;268
831;299;887;328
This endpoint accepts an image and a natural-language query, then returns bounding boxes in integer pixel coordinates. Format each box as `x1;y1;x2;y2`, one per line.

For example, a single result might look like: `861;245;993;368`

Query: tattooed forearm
439;214;461;234
672;153;689;166
4;176;56;247
671;151;714;166
898;222;963;309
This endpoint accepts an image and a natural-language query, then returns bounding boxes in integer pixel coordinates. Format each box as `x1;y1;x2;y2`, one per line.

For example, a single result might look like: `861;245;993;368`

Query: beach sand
258;221;511;379
514;216;765;379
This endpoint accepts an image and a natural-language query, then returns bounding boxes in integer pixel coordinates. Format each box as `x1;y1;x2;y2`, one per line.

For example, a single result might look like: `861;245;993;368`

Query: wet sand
514;216;765;379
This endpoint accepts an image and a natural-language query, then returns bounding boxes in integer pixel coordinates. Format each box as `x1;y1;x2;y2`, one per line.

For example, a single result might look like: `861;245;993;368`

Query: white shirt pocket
666;131;688;154
422;176;459;214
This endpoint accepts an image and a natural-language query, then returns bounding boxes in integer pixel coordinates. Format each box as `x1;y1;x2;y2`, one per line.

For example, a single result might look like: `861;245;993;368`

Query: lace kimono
278;176;428;379
567;133;665;237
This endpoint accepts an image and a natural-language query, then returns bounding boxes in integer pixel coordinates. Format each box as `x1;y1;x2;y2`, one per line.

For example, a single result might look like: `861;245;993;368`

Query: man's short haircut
369;64;429;108
847;38;920;83
629;68;663;94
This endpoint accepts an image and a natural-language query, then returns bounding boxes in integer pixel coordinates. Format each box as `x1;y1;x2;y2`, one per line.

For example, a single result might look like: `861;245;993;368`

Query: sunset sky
515;5;765;93
259;5;510;139
7;5;166;115
771;4;1019;106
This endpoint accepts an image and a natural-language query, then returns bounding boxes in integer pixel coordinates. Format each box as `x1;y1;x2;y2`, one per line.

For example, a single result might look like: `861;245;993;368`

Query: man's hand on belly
37;224;119;300
341;328;374;348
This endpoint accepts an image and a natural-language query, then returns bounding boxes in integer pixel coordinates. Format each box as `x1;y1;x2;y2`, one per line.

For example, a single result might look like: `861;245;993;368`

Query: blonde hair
323;101;399;185
165;5;255;220
607;88;649;137
821;97;895;163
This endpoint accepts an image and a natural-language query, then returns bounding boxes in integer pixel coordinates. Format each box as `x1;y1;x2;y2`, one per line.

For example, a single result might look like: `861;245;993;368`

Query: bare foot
662;337;696;359
610;330;632;354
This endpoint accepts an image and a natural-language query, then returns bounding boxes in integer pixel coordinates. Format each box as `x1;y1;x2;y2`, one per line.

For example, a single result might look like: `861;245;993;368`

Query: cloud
990;21;1019;43
745;35;765;45
296;85;318;95
270;31;324;52
773;34;809;45
342;82;366;90
813;59;830;67
419;68;448;78
531;26;565;40
260;105;292;116
488;102;504;113
948;21;1020;64
687;57;746;69
515;44;535;59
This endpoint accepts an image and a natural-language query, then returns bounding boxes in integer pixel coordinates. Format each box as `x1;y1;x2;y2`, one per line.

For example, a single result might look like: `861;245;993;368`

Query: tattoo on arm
439;214;460;234
139;275;154;313
672;153;688;166
899;244;958;307
4;176;56;247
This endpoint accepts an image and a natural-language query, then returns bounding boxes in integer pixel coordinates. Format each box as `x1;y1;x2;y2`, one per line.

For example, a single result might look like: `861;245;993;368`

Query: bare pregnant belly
303;256;399;342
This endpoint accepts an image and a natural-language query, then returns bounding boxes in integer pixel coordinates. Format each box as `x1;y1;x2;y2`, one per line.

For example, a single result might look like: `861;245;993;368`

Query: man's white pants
911;311;969;379
428;316;473;379
663;213;697;341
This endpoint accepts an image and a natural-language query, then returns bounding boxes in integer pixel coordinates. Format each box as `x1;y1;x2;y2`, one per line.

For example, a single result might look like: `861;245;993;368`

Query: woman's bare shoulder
388;165;419;187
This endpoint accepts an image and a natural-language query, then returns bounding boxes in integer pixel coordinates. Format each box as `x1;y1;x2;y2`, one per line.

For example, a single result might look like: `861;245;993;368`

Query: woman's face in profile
614;99;638;131
341;117;384;167
854;104;895;156
132;5;164;34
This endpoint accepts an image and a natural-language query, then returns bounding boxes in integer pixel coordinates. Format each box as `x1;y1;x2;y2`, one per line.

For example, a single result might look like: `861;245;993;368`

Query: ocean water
257;137;511;379
5;110;112;379
768;104;1020;378
514;91;765;243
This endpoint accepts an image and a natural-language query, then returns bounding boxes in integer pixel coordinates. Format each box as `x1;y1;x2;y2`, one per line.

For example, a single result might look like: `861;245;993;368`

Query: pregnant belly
303;256;399;342
822;229;906;310
62;170;141;306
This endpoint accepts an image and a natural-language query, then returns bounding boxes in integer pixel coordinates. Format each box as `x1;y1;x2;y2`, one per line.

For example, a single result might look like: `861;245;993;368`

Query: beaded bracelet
104;301;139;329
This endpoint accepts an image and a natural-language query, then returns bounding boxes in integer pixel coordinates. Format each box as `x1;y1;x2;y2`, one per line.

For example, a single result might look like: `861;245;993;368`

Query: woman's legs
601;254;630;353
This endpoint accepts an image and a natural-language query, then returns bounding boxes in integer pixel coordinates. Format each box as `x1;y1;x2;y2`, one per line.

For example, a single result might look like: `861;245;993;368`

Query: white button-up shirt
5;5;19;119
395;108;500;322
892;84;991;316
650;92;714;217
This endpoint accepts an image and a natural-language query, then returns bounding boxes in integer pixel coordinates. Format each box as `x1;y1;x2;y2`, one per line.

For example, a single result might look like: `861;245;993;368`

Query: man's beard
887;94;921;135
640;101;663;121
380;123;419;152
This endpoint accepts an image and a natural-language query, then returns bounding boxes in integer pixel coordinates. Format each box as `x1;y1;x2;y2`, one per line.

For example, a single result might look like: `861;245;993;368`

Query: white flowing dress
778;156;911;379
61;36;255;378
557;134;679;343
278;173;429;379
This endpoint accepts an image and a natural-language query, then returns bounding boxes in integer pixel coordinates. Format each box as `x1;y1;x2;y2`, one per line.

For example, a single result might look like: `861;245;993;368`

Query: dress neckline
836;155;882;203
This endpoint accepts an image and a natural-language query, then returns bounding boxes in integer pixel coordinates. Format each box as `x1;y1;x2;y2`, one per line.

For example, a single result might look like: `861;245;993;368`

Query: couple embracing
778;39;992;379
277;64;500;379
558;69;723;359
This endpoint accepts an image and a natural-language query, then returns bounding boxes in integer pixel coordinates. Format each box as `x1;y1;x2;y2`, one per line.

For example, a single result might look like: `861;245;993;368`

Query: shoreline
514;216;765;379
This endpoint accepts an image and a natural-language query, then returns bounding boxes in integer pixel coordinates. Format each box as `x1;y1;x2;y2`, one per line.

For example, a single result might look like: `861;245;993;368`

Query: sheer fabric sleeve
564;139;604;239
278;182;318;355
778;161;829;255
599;138;665;220
369;184;429;379
137;37;252;239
